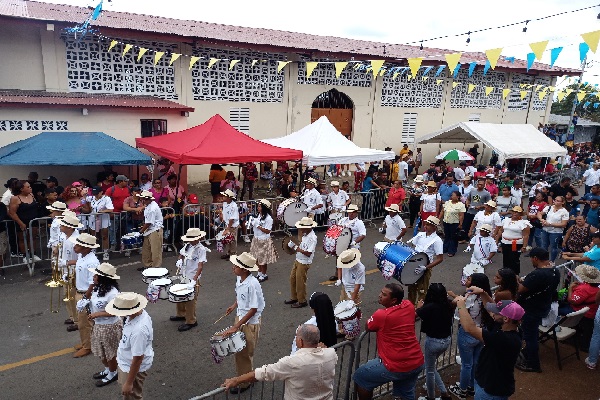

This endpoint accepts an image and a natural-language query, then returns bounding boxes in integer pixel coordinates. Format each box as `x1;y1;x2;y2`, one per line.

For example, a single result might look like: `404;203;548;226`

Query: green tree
551;83;600;121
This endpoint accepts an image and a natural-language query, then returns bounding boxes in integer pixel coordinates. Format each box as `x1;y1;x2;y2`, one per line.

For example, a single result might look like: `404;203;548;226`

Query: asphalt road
0;223;540;400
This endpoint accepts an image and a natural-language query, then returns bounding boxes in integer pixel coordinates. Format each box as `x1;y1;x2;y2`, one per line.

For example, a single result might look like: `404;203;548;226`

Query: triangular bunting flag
595;103;600;108
453;63;461;78
580;42;590;62
229;60;240;70
153;51;164;66
468;62;477;77
423;66;433;76
108;40;118;52
445;53;462;74
452;82;460;89
485;87;494;96
585;101;591;107
550;47;563;68
423;76;429;81
468;84;476;94
393;72;399;79
407;58;423;78
557;91;566;102
189;56;201;70
566;88;574;96
122;44;133;57
548;86;556;92
370;60;385;79
538;90;547;101
277;61;291;73
505;57;515;63
577;92;586;102
169;53;181;66
379;68;386;77
407;75;413;81
435;65;446;77
502;89;511;99
520;91;528;100
529;40;548;61
519;83;526;88
483;60;491;76
485;48;503;69
306;62;318;78
526;53;536;72
208;58;220;69
581;30;600;53
335;62;349;78
137;48;148;62
436;79;443;85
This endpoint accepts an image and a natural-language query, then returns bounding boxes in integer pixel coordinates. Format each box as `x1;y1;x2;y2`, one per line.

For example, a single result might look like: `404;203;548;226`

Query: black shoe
515;362;542;373
67;325;79;332
229;384;253;395
169;316;185;321
328;275;338;281
92;370;108;380
95;374;118;387
220;254;230;260
64;318;75;325
291;301;308;308
284;299;298;305
136;267;146;271
178;322;198;332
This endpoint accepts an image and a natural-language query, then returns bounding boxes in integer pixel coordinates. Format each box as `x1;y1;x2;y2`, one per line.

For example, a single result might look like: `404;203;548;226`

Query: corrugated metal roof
0;90;194;111
0;0;578;75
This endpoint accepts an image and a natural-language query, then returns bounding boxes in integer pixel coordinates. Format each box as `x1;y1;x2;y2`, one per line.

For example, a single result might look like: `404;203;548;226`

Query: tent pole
175;164;183;200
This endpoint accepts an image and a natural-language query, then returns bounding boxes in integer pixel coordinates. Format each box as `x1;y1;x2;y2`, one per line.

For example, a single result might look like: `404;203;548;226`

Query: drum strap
408;233;438;253
477;237;488;259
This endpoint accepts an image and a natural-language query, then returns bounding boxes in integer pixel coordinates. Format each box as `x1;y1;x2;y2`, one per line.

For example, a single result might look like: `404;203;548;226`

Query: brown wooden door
311;108;353;138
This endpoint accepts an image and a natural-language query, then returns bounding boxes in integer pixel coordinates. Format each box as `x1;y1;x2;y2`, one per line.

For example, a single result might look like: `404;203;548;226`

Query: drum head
399;251;429;285
334;300;357;320
335;227;352;256
142;267;169;278
283;201;307;226
152;278;172;287
169;283;193;295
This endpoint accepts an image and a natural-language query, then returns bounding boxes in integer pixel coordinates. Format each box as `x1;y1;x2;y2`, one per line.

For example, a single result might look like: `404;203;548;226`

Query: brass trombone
46;242;63;313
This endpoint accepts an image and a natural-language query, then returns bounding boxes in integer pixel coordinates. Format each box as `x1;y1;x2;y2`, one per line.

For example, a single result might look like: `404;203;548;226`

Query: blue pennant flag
549;47;563;68
505;57;515;63
526;53;535;72
580;42;590;63
468;62;477;77
453;63;461;78
434;65;446;77
91;0;103;20
585;101;591;107
594;103;600;108
422;66;433;76
483;60;491;76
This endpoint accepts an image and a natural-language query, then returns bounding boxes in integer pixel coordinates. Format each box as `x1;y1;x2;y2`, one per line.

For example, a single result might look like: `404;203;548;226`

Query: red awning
135;114;303;164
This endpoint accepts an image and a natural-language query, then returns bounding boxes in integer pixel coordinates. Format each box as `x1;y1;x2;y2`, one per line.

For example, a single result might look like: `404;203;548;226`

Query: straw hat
330;181;340;187
385;204;401;213
486;174;495;179
485;200;497;208
220;189;236;199
105;292;147;317
139;190;154;199
88;263;120;280
259;199;271;209
46;201;67;212
229;252;259;272
346;204;359;213
512;206;524;213
424;216;440;226
181;227;206;242
295;216;317;228
59;214;83;229
427;181;437;188
68;232;100;248
62;210;77;218
304;177;318;186
337;248;361;269
575;265;600;284
480;224;493;233
462;176;472;181
414;175;424;183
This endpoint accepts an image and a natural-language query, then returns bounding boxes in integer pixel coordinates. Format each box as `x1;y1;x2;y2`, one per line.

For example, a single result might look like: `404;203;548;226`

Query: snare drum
277;198;307;226
373;242;429;285
210;329;247;357
141;267;169;284
334;300;362;339
168;283;195;303
215;230;235;245
151;278;172;300
121;232;143;249
323;224;352;256
327;212;343;227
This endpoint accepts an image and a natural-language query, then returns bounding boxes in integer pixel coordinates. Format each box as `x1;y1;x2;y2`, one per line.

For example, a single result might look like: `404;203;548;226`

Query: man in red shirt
353;283;424;400
105;175;131;250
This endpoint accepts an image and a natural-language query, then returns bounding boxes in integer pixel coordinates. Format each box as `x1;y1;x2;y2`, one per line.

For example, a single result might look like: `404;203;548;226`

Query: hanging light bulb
522;20;529;33
465;32;471;45
420;41;423;51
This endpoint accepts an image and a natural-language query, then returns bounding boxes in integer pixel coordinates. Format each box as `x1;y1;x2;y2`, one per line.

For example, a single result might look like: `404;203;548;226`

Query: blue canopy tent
0;132;152;165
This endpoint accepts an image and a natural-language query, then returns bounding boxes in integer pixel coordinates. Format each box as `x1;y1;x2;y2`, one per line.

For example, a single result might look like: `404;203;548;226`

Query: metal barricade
0;218;35;275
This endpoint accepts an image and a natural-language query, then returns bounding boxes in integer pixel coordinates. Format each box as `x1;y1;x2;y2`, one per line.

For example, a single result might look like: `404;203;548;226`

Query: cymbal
282;236;299;255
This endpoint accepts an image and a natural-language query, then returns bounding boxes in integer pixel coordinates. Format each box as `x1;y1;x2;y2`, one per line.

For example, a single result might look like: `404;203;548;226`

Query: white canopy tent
262;116;395;166
417;122;567;164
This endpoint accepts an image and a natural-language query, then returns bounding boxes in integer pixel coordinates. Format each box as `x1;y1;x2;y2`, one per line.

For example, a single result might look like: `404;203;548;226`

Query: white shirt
179;242;207;280
583;168;600;186
356;162;366;172
296;230;318;264
510;187;523;205
340;217;366;248
253;214;273;240
223;201;240;228
421;193;441;212
74;252;99;291
466;166;477;176
303;188;324;214
384;214;406;241
143;200;163;235
341;261;366;295
454;168;466;181
59;230;80;271
398;161;409;180
327;190;349;211
235;275;265;325
90;287;120;325
1;188;12;206
47;217;62;248
500;218;532;244
459;184;474;202
411;231;443;263
473;211;502;235
139;181;152;191
469;235;498;264
118;310;154;373
88;195;114;230
542;206;569;233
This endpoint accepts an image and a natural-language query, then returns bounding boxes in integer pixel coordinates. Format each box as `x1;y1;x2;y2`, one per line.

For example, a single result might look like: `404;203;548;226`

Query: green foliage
550;83;600;122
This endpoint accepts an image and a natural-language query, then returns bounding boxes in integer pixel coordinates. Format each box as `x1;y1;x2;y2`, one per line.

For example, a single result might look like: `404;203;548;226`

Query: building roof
0;90;194;111
0;0;578;76
548;113;600;127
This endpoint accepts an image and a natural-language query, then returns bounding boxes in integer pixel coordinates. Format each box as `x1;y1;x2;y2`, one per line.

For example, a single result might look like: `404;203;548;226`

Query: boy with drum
286;217;318;308
332;204;367;281
335;248;366;303
382;203;407;243
327;180;351;215
302;177;324;220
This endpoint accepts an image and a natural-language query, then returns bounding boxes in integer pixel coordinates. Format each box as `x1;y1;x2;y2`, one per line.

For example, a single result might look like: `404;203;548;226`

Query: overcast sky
37;0;600;87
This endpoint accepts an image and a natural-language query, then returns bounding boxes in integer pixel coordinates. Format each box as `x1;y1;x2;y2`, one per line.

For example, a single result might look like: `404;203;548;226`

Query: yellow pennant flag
445;53;462;74
137;48;148;62
577;92;586;102
548;86;555;92
485;87;494;96
452;82;460;89
108;40;118;52
393;72;400;79
189;56;201;70
557;91;566;101
529;40;548;61
251;59;259;67
379;69;386;77
208;58;220;69
519;83;526;88
538;90;547;101
565;88;574;96
468;84;476;94
306;62;318;78
277;61;291;73
334;62;349;78
122;43;133;57
581;30;600;53
407;58;423;78
520;91;528;100
502;89;511;99
485;48;503;69
436;79;443;85
423;76;429;81
169;53;181;66
407;75;413;81
370;60;385;79
153;51;164;65
229;60;240;70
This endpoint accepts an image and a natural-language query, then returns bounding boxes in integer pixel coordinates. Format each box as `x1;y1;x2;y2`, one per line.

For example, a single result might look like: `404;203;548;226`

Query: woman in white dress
249;199;278;283
469;200;502;238
537;195;569;262
494;206;531;275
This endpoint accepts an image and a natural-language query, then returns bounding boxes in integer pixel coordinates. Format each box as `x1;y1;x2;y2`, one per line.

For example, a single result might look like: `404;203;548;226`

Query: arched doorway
311;89;354;139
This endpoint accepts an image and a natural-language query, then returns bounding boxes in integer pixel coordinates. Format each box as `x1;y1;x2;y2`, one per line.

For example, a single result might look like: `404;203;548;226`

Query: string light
466;32;471;44
522;20;529;33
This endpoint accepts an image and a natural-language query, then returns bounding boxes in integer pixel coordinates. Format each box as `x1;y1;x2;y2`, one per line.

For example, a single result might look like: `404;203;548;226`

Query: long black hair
259;202;272;220
94;274;120;298
468;273;494;328
308;292;337;348
497;268;518;299
424;283;453;313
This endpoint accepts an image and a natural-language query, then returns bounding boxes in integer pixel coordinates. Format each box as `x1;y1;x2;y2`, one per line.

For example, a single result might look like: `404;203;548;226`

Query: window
230;108;250;134
401;113;417;143
141;120;167;138
468;113;481;122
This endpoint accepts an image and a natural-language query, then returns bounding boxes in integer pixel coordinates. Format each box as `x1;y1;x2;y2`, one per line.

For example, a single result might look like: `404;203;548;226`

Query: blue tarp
0;132;152;165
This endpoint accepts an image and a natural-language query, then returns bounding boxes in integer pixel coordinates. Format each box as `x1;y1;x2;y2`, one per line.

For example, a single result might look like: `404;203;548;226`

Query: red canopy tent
135;114;303;164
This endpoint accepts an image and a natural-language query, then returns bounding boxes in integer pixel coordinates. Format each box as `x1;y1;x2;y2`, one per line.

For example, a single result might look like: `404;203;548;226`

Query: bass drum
277;198;307;227
373;242;429;285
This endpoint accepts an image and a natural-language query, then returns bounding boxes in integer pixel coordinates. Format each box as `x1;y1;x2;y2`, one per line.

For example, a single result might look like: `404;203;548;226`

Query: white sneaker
103;252;110;261
204;240;211;246
242;235;251;243
327;172;332;177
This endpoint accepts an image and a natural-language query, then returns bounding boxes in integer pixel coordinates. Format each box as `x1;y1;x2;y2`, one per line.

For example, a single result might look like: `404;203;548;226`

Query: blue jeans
354;358;424;399
539;230;562;261
521;311;544;369
443;222;459;255
328;164;337;173
588;307;600;365
528;226;543;247
474;380;508;400
424;336;451;398
458;325;483;390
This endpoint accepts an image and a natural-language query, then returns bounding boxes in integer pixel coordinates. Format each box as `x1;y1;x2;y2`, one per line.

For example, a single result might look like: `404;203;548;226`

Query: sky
35;0;600;88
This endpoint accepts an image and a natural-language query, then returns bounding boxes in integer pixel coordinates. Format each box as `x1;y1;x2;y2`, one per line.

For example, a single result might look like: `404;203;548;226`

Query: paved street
0;223;539;399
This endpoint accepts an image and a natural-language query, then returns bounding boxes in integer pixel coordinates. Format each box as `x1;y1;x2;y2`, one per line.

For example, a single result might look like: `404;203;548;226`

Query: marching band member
286;217;318;308
223;252;265;394
335;248;366;303
170;228;207;332
302;177;324;220
220;189;240;260
382;203;407;243
248;199;278;283
138;190;163;271
407;216;444;306
340;204;367;249
71;233;100;358
59;212;82;331
46;201;67;251
327;181;351;213
464;224;497;266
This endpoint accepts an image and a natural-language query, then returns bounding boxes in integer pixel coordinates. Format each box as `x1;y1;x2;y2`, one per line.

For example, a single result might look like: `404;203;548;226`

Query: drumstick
213;311;229;325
